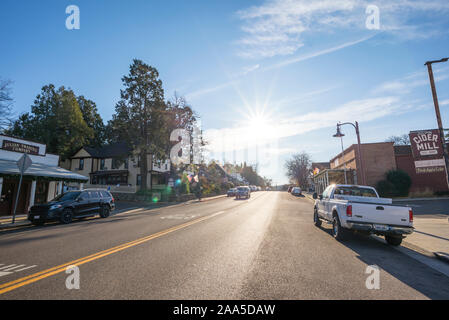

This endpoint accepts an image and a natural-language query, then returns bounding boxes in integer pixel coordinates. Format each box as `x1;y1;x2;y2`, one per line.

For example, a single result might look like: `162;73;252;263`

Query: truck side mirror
313;193;317;199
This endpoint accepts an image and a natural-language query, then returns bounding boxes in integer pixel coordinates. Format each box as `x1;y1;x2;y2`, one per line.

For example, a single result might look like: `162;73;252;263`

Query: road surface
0;191;448;299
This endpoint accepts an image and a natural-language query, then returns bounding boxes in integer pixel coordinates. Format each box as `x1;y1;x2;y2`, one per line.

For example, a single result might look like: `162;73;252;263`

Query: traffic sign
17;154;32;174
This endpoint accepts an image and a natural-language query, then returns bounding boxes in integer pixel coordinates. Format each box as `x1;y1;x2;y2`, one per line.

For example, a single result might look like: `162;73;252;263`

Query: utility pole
425;58;449;189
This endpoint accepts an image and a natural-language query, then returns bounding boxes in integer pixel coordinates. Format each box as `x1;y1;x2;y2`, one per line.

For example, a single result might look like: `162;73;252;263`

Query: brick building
329;142;397;187
394;144;449;194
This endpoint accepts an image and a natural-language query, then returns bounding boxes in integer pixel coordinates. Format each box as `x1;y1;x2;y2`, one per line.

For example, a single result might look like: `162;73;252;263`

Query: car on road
28;189;115;225
236;186;251;199
291;187;302;196
313;184;413;246
227;188;237;197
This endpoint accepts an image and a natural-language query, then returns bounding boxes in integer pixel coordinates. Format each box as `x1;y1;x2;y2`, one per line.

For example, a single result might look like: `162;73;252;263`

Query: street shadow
315;224;449;299
0;232;60;246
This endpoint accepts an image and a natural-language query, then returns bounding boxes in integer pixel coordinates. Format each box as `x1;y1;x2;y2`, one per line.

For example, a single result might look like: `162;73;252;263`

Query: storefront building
0;135;88;216
61;142;171;193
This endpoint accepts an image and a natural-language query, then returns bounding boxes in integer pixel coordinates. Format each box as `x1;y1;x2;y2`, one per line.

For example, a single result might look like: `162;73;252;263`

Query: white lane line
13;265;37;272
0;265;16;271
0;271;13;277
0;264;37;277
2;264;25;272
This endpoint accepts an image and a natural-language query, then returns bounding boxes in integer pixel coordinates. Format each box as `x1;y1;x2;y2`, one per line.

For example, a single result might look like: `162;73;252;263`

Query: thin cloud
236;0;449;59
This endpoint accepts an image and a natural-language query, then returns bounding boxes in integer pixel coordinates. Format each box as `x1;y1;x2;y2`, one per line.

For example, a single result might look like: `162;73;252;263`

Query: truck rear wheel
332;215;347;241
385;235;402;246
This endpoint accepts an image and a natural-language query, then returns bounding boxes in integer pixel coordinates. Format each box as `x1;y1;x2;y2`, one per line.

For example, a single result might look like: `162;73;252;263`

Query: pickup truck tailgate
350;202;412;227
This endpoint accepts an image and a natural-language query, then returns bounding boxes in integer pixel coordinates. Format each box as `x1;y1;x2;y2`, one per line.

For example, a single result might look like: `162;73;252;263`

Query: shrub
376;169;412;197
376;180;395;197
386;169;412;197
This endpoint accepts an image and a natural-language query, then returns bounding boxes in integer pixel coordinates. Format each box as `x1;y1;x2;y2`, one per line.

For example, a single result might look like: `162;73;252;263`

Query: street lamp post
425;58;449;189
333;129;348;184
333;121;366;185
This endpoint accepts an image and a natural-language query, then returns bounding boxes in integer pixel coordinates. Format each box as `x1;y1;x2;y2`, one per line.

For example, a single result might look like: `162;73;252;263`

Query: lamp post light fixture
425;57;449;189
333;127;348;184
333;122;366;185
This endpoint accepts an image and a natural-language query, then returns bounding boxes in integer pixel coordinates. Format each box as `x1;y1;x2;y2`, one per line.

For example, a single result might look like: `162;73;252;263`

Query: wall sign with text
1;140;40;155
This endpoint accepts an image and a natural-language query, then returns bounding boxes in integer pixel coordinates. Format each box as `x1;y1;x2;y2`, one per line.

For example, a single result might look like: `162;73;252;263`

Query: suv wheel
60;208;73;224
385;235;402;246
313;208;321;227
332;215;346;241
100;205;110;218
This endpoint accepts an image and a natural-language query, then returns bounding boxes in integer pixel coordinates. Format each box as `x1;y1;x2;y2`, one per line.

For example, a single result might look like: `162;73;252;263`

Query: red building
394;144;449;194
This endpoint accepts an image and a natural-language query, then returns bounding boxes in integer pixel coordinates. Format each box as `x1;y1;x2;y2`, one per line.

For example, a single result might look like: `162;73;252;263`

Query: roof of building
0;159;88;182
312;162;330;170
76;142;132;159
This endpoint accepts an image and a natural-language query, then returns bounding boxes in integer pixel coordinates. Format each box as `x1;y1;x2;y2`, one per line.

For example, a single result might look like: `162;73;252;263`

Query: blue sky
1;0;449;185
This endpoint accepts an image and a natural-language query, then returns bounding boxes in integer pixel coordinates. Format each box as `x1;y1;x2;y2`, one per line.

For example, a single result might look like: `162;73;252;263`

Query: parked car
291;187;302;196
313;184;413;246
227;188;237;197
236;186;251;199
249;185;257;192
28;189;115;225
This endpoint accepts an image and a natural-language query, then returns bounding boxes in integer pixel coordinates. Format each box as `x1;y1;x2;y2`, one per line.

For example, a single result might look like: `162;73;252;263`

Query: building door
14;181;30;215
0;181;15;216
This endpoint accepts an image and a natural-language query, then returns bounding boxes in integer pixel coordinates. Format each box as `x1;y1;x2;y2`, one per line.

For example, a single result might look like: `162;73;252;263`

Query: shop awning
0;159;88;182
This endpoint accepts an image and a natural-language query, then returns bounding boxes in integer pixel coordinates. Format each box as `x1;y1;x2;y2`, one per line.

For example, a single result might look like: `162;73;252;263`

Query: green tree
77;96;106;147
7;85;93;160
108;59;169;191
0;79;14;132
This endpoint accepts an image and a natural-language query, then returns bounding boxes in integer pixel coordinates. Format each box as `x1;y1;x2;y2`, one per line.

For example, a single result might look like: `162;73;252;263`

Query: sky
1;0;449;185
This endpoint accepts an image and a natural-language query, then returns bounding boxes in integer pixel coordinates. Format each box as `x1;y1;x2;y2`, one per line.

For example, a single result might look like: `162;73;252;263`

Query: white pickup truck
313;184;414;246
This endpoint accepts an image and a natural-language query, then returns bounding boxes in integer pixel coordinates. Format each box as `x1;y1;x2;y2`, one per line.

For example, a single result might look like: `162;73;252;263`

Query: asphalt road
0;191;448;299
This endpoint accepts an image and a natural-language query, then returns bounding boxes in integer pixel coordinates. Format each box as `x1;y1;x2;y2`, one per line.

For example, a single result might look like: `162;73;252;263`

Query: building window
100;159;105;170
112;158;119;170
136;175;141;186
124;159;129;169
79;159;84;170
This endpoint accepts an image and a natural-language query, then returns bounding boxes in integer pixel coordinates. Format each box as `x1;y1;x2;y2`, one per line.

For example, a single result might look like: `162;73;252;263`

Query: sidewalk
404;217;449;263
303;192;449;263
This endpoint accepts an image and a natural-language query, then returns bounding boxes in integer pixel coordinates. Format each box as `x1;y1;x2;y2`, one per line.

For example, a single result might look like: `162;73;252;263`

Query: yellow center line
0;211;225;295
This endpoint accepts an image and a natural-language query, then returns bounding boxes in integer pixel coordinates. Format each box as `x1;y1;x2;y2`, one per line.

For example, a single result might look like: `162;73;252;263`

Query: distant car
236;186;251;199
28;189;115;225
249;185;257;192
266;187;271;191
227;188;237;197
257;186;262;191
291;187;302;196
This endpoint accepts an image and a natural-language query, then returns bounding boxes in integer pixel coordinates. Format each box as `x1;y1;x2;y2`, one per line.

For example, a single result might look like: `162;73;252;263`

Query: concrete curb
393;197;449;202
434;252;449;264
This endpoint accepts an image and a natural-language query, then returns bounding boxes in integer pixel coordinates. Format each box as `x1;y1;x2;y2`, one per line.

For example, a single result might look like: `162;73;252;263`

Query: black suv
28;189;115;225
